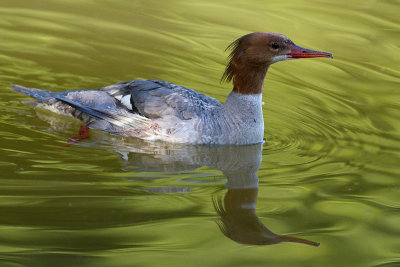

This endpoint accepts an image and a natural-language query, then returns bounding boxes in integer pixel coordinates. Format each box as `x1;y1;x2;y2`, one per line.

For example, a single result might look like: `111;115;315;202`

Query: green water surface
0;0;400;266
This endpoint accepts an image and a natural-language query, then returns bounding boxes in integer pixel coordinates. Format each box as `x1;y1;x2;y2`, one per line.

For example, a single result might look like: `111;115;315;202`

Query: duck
11;32;332;145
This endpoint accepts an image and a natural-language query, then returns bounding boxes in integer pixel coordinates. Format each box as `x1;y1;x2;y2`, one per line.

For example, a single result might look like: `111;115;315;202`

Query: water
1;0;400;266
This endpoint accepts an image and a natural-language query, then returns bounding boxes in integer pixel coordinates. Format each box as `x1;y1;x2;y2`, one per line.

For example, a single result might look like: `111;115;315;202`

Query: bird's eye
271;42;280;49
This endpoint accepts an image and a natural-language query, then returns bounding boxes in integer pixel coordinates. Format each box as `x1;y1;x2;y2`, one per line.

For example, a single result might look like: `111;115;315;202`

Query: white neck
220;91;264;145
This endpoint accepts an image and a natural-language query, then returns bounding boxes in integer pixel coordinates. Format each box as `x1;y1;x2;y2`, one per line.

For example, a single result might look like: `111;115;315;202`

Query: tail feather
10;84;53;100
10;84;158;137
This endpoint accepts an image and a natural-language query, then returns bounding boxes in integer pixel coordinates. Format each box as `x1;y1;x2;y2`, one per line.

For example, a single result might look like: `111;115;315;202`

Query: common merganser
11;32;332;145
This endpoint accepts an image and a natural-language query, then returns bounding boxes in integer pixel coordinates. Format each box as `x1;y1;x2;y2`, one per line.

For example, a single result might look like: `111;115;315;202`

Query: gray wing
103;79;222;120
11;79;221;135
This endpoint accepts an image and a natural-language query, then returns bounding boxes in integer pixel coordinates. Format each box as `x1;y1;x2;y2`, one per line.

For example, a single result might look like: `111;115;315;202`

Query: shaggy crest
221;33;252;83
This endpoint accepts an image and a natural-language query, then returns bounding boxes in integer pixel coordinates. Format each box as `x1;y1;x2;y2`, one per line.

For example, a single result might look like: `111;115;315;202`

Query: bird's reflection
36;109;319;247
213;189;319;246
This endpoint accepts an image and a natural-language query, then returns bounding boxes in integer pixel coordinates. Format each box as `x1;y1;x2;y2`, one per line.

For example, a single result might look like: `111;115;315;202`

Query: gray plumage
11;79;264;145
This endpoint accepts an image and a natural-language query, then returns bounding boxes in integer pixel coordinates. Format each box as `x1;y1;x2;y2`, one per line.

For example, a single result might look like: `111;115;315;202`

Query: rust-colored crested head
221;32;332;95
221;32;293;84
